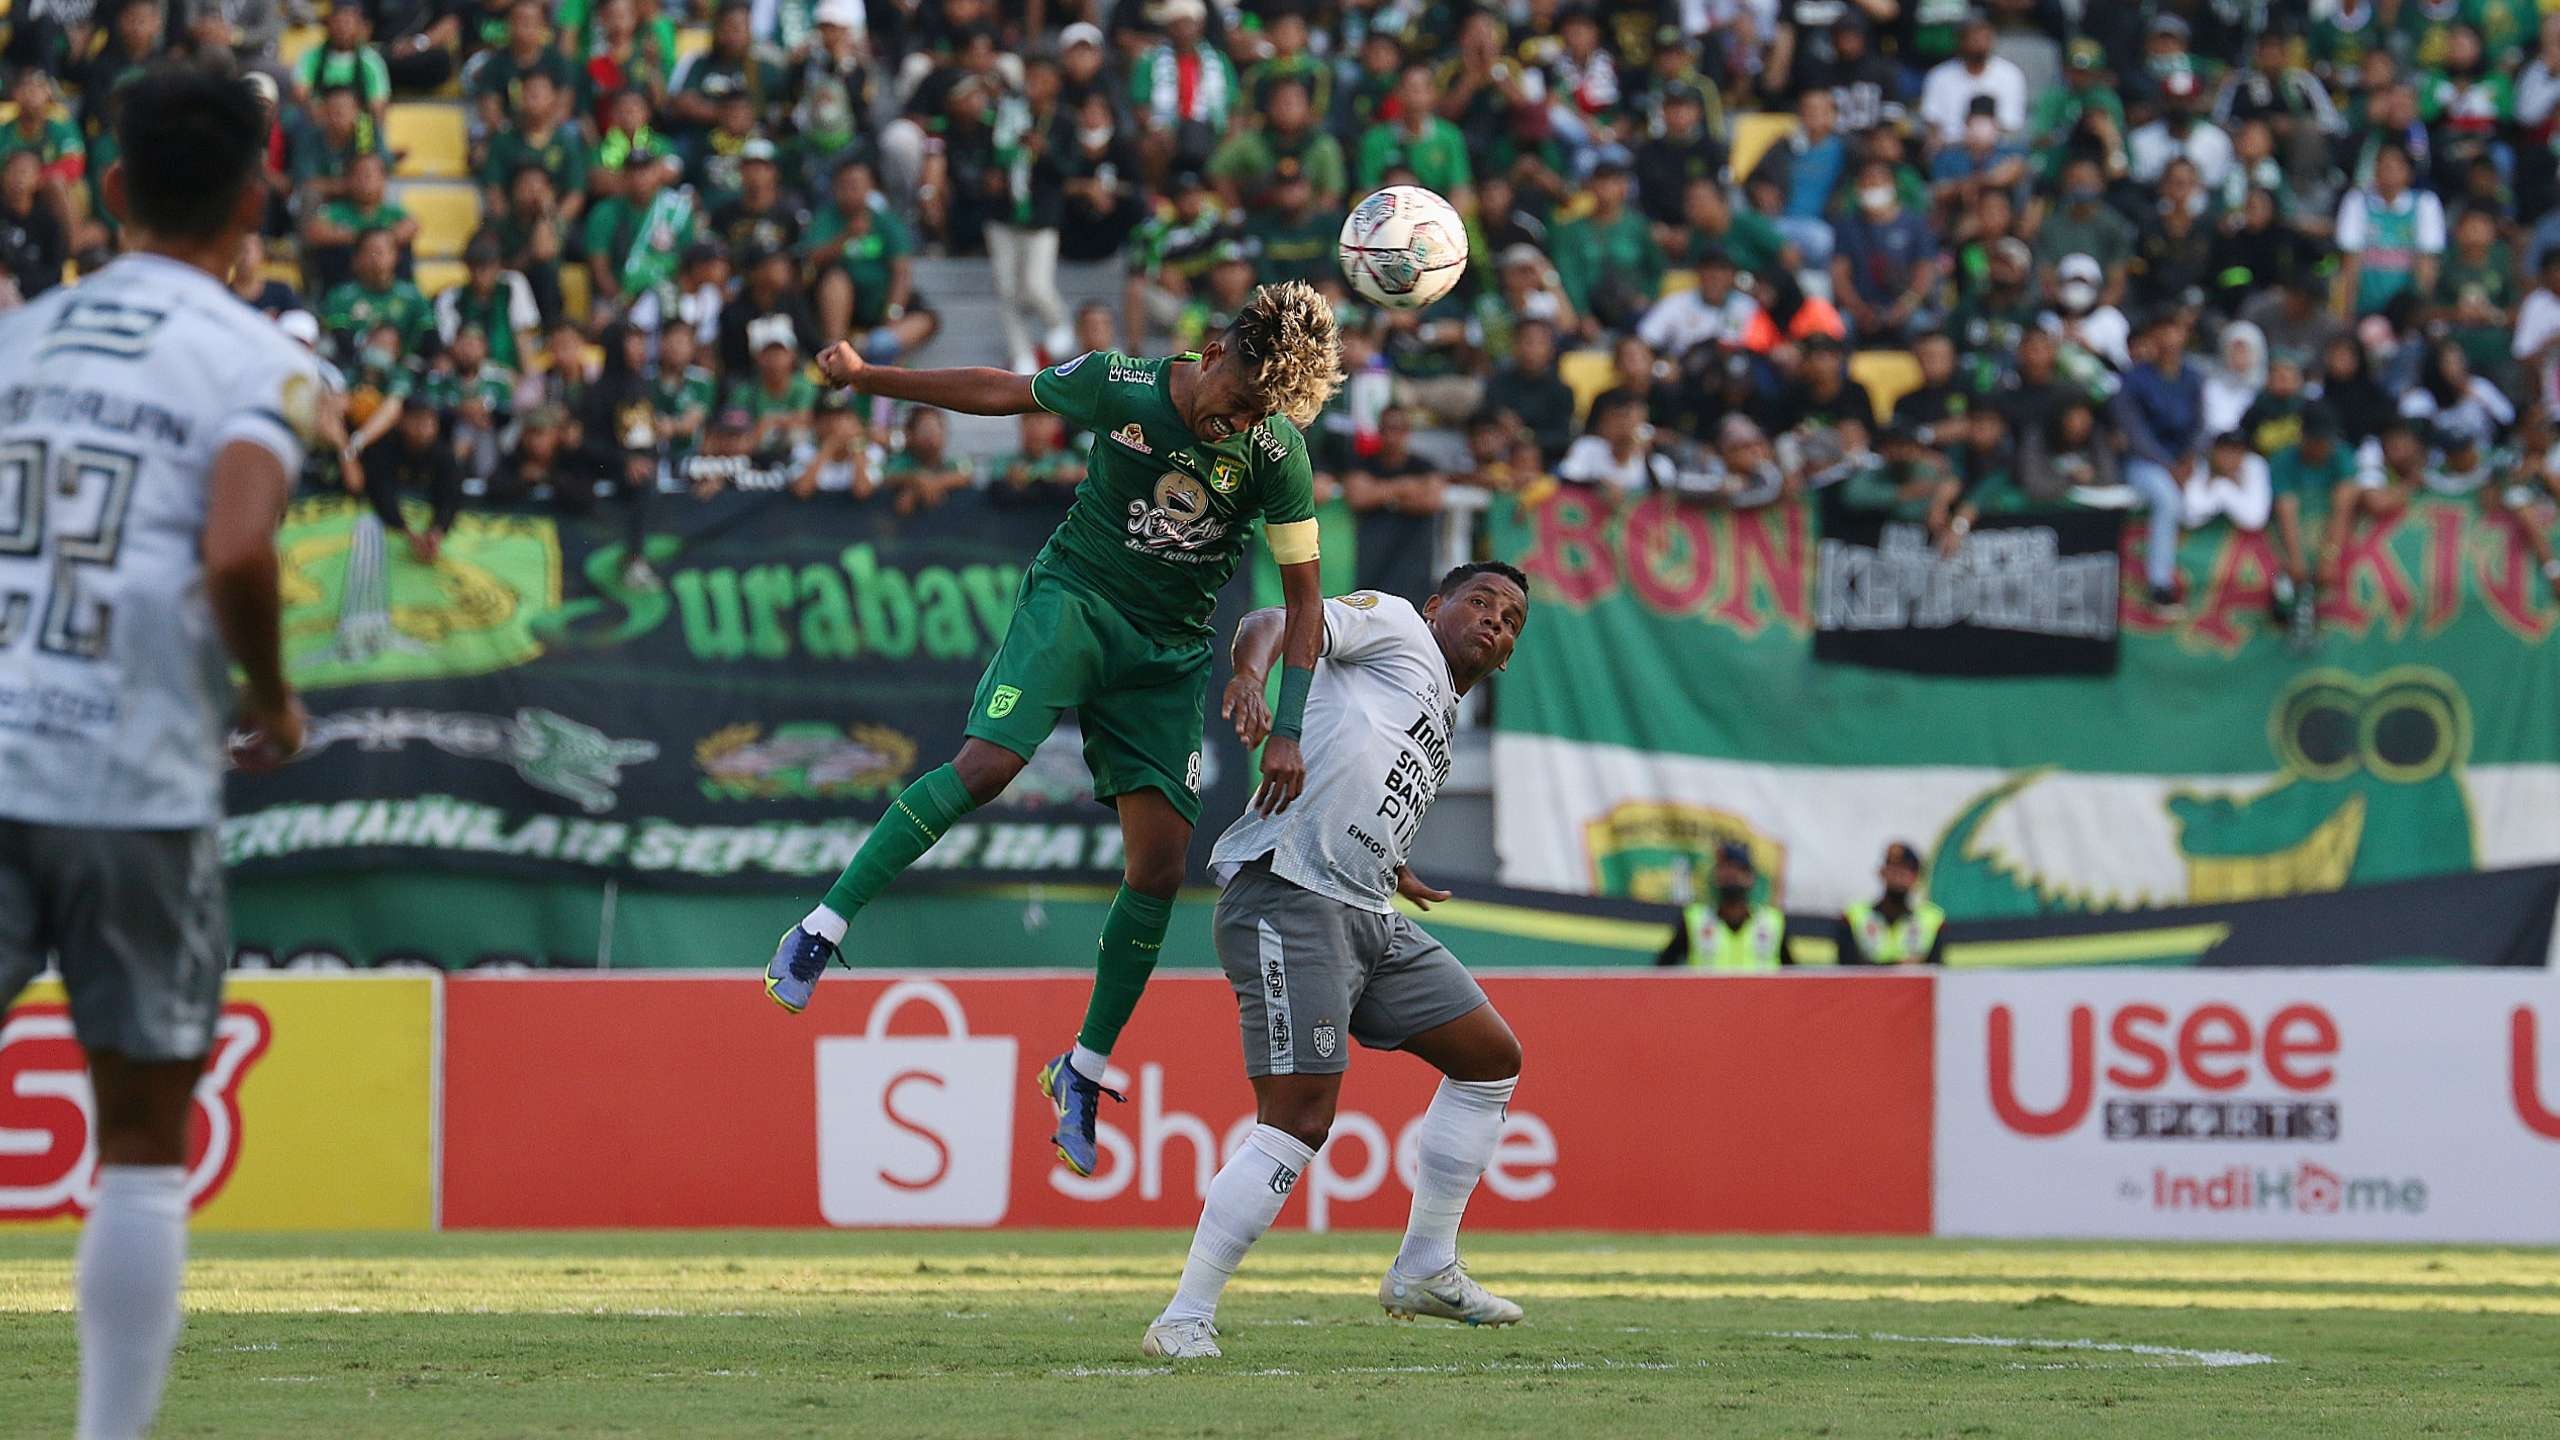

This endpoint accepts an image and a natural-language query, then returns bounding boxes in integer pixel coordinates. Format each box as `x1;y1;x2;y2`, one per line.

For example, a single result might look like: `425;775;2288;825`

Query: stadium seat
1729;113;1796;183
1660;268;1698;297
1849;349;1924;417
1559;348;1616;423
395;181;482;260
673;27;712;66
388;103;469;181
414;258;467;298
279;24;325;72
559;263;591;323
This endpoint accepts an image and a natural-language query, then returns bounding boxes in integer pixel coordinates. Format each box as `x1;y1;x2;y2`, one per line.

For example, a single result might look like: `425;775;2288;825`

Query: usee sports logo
0;1003;271;1218
1986;999;2341;1142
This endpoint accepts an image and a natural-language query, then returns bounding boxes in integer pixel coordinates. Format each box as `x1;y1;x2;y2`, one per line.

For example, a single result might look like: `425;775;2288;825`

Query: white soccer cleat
1140;1318;1223;1359
1378;1260;1524;1327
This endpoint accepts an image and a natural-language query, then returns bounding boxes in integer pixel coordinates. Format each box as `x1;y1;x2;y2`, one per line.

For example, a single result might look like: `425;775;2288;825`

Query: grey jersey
1211;592;1457;913
0;254;325;828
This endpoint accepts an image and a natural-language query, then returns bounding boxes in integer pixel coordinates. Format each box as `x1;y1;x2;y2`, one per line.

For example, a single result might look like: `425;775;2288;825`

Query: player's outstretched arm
204;439;306;771
1222;606;1289;746
1252;559;1323;815
816;342;1038;416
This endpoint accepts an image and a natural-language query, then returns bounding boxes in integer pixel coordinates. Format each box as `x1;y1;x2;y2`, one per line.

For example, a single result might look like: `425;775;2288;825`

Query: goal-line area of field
2;1230;2556;1436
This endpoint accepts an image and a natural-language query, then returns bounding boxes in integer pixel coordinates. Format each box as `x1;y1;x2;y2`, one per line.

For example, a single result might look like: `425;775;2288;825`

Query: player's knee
1480;1030;1524;1082
1122;851;1185;898
951;743;1023;805
1262;1096;1336;1153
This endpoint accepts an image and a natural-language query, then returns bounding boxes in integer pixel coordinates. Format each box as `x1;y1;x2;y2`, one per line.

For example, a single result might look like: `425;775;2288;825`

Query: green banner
1488;492;2560;921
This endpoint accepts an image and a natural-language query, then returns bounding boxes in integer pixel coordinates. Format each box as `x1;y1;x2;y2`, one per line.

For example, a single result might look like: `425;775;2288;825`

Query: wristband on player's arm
1271;665;1315;741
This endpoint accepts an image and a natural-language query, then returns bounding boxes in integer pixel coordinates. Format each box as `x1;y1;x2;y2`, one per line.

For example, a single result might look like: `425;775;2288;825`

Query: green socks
818;764;977;923
1076;886;1173;1055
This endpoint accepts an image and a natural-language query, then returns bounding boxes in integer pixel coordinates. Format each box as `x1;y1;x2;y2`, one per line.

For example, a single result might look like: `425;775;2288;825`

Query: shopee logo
0;1003;271;1218
1047;1063;1557;1230
1987;1000;2338;1138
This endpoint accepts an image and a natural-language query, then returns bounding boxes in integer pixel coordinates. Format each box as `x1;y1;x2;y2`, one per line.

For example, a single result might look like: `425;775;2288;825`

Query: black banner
224;490;1260;887
1811;507;2122;676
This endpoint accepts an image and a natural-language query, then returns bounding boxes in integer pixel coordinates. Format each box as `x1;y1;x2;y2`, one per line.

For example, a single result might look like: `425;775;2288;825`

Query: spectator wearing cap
2114;309;2208;608
1356;64;1474;203
1746;88;1846;270
2130;68;2236;191
804;159;935;366
1121;170;1226;347
1637;244;1759;362
668;3;783;135
301;150;416;295
2046;252;2131;375
1481;318;1578;463
788;0;874;170
793;391;880;500
1633;84;1725;229
1208;75;1346;213
2030;38;2130;184
1054;20;1113;111
1658;842;1794;971
2335;143;2444;321
1551;158;1663;337
1836;843;1946;967
986;410;1081;509
1919;15;2027;146
1133;0;1234;181
435;232;541;374
583;149;696;327
987;53;1075;375
1831;157;1944;345
728;312;819;459
880;408;972;516
710;138;809;258
480;70;591;230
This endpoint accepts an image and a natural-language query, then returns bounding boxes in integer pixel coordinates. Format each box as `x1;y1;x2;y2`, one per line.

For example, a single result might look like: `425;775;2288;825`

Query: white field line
1768;1330;2280;1368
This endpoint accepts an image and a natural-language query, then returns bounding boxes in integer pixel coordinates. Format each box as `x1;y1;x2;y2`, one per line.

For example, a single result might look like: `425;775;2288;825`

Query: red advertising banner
442;972;1931;1233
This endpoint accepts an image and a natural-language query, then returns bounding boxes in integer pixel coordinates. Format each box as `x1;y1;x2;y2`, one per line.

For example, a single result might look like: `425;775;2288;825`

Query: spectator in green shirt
2433;205;2516;386
322;231;435;363
667;3;785;135
1667;176;1792;278
650;322;720;460
295;4;394;129
0;69;85;227
2031;39;2131;184
471;0;577;150
420;322;519;479
481;70;591;228
1356;65;1475;202
2269;409;2356;601
582;150;697;322
1549;158;1664;337
880;407;973;516
1241;9;1330;118
987;411;1084;509
301;151;418;294
1207;77;1346;211
293;86;378;209
727;313;820;459
805;159;937;363
1245;169;1338;289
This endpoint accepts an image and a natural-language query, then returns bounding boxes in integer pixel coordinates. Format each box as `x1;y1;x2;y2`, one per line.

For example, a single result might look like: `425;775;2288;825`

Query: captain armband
1264;518;1321;565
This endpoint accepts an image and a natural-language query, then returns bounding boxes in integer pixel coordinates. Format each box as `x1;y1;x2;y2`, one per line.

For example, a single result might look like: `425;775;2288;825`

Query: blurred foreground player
0;64;325;1439
1142;564;1532;1360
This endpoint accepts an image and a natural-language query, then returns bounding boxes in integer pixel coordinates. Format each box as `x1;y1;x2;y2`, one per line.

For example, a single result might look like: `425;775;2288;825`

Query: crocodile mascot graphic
275;497;561;689
1929;667;2476;918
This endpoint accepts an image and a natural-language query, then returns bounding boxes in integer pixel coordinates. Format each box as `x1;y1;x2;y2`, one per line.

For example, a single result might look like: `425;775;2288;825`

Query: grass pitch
2;1230;2557;1437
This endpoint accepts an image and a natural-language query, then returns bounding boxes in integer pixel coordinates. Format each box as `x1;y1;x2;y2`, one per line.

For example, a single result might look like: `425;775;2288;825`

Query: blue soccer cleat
763;926;840;1014
1036;1050;1125;1177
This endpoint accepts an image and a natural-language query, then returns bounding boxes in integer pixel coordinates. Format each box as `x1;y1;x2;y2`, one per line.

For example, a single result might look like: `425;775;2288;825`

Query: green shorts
966;567;1213;824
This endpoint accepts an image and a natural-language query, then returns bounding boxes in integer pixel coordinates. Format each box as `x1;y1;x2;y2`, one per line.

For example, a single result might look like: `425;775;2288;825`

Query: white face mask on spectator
1080;125;1113;148
1859;184;1895;213
2059;279;2099;313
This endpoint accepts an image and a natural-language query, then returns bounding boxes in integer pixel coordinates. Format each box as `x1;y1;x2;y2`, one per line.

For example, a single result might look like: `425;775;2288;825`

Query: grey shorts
1214;860;1489;1077
0;819;229;1061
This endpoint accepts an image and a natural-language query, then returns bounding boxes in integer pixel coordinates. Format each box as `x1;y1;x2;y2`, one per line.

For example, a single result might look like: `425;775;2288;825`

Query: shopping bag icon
816;980;1018;1226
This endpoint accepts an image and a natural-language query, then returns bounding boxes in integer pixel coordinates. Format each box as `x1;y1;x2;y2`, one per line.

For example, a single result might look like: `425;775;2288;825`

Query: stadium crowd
10;0;2560;611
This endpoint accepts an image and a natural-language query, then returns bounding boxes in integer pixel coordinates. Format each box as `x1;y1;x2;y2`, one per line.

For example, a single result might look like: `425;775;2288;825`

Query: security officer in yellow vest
1836;841;1946;966
1656;843;1794;970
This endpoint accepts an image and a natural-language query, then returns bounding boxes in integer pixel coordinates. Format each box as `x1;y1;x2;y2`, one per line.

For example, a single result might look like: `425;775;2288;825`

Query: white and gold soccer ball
1338;185;1469;311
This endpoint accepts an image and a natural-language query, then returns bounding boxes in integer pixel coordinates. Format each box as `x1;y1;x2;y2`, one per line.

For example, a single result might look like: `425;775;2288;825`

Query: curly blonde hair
1228;280;1344;428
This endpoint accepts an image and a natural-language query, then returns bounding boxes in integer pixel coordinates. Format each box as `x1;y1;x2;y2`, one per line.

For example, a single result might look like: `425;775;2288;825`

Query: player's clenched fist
816;341;867;390
1222;671;1273;746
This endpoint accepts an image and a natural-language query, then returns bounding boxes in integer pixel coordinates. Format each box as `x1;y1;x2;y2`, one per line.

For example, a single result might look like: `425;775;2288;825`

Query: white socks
1156;1125;1315;1325
1067;1043;1111;1084
800;903;849;946
77;1165;189;1440
1394;1076;1517;1278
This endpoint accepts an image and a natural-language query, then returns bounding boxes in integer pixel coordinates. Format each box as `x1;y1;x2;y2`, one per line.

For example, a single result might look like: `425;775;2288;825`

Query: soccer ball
1339;186;1469;311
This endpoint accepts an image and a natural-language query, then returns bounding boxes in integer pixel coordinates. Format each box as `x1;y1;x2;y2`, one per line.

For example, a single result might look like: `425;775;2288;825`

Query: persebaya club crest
276;497;561;690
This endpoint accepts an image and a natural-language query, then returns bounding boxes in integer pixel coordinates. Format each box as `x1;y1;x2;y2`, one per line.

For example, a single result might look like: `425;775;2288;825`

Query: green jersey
1028;350;1316;639
321;277;433;353
419;364;518;417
